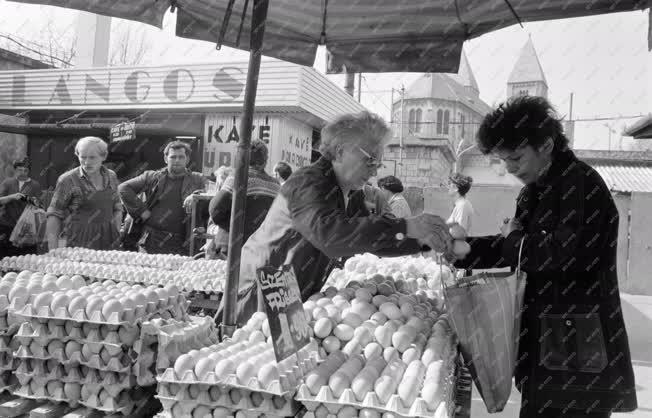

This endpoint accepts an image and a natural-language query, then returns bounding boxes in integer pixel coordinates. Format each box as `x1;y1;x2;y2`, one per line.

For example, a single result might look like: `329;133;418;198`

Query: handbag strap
516;236;525;277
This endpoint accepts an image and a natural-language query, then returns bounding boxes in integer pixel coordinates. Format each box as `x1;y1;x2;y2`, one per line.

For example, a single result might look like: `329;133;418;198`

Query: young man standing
119;141;206;255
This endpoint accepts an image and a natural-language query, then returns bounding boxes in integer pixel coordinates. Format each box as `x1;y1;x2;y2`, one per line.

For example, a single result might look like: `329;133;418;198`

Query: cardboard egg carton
13;383;80;406
15;322;125;349
155;405;290;418
13;343;133;374
157;352;318;398
156;391;299;418
11;295;187;326
79;388;150;415
0;352;17;371
294;357;459;418
0;370;17;394
15;359;137;396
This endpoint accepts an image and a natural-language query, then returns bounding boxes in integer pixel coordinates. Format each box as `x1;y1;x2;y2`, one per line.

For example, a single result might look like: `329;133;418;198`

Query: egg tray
11;295;188;326
156;405;294;418
15;359;137;394
0;370;17;394
13;382;82;407
157;354;319;398
0;323;19;352
294;357;458;418
15;322;138;352
0;353;17;372
79;388;151;415
13;343;134;374
156;390;300;418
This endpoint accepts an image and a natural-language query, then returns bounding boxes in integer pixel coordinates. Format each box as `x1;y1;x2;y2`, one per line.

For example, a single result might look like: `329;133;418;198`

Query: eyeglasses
356;146;385;169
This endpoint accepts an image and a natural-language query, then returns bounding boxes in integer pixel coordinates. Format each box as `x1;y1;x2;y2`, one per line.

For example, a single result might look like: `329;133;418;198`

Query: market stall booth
0;60;364;190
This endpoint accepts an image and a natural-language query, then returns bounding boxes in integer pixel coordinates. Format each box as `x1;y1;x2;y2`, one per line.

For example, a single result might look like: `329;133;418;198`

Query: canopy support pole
219;0;270;338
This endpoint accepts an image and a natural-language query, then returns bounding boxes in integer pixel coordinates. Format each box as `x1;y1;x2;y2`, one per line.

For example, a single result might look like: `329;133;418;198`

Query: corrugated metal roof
592;163;652;193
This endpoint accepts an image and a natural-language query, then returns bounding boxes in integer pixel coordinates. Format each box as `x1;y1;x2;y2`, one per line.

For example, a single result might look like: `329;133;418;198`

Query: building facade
384;37;552;189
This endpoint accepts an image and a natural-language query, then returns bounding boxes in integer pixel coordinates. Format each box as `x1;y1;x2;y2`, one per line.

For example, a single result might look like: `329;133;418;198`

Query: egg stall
0;247;472;418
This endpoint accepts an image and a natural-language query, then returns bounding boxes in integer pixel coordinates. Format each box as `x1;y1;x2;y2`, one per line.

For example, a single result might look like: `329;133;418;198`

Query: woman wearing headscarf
46;137;122;250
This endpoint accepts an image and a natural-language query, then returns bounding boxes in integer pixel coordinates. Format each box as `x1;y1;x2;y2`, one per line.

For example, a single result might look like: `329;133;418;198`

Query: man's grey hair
75;136;108;158
319;111;391;161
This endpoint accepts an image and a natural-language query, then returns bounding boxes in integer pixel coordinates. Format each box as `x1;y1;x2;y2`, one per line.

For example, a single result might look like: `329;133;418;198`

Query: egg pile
48;248;192;270
294;274;458;418
11;280;187;414
179;259;227;274
141;316;220;372
157;312;318;418
326;253;457;294
2;255;225;294
0;255;60;275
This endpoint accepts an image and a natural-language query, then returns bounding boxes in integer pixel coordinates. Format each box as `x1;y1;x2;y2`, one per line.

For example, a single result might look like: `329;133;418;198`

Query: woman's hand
406;214;453;253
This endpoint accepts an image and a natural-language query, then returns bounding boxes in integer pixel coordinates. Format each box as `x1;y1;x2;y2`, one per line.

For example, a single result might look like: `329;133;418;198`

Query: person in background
363;181;392;215
377;175;412;218
118;140;206;255
46;137;122;250
218;111;453;325
0;158;43;256
204;166;233;259
452;96;636;418
273;161;293;185
447;173;474;234
209;140;279;258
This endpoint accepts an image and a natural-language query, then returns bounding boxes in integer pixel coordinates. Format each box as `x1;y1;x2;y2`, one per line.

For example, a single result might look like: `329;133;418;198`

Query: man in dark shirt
209;140;280;257
118;141;206;255
0;158;42;256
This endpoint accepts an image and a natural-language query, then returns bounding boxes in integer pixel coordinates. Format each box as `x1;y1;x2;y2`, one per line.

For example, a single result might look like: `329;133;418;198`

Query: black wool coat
455;149;637;413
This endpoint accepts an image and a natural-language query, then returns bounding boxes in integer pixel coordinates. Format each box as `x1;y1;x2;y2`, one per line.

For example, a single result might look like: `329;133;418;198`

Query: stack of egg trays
156;341;321;418
294;347;460;418
10;295;187;414
139;316;220;373
0;322;19;393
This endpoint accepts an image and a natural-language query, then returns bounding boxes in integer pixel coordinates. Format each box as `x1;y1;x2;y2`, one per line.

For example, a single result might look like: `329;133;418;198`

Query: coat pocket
539;313;608;373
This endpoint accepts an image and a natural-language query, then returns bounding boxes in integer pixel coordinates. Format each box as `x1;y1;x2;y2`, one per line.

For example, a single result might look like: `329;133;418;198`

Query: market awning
624;115;652;139
9;0;651;73
0;122;198;137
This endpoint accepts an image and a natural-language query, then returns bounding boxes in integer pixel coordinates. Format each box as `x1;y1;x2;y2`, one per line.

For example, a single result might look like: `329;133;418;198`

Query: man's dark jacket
456;149;637;413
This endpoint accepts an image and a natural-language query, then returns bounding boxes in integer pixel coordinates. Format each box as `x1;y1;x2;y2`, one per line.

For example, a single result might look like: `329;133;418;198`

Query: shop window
443;110;450;134
436;109;443;134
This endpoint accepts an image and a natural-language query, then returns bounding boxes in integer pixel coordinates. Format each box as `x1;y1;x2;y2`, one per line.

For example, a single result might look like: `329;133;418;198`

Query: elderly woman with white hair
46;136;122;250
216;111;452;325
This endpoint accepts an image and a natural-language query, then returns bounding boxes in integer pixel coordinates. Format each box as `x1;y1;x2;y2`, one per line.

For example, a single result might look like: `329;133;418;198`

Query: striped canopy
9;0;650;73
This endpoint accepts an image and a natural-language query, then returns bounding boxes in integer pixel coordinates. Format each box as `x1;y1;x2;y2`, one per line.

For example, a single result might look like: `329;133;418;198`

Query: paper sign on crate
257;265;311;362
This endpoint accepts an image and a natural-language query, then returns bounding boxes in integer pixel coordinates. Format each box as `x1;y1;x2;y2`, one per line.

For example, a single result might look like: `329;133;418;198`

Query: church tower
507;36;548;99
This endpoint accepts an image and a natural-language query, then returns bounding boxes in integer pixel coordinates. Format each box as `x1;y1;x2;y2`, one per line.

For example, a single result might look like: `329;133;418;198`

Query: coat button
395;233;405;241
565;320;572;326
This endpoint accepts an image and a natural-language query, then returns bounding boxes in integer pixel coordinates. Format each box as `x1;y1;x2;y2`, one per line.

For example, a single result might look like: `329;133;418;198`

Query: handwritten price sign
257;265;311;362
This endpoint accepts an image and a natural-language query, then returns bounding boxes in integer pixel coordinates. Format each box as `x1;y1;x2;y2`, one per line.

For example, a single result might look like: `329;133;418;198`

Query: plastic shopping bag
9;204;47;247
440;240;526;413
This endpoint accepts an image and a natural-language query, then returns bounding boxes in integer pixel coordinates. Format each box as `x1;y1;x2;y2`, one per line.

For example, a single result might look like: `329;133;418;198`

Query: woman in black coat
454;96;636;417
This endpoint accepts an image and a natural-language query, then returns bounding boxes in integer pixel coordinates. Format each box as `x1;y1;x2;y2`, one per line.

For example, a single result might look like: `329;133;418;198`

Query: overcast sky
0;1;650;150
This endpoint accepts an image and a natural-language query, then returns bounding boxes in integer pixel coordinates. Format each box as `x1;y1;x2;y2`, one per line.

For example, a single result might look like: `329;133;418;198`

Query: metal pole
219;0;270;338
357;73;362;102
399;86;405;173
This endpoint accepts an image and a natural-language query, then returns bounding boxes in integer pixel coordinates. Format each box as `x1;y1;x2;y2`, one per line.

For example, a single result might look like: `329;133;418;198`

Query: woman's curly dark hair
476;96;569;155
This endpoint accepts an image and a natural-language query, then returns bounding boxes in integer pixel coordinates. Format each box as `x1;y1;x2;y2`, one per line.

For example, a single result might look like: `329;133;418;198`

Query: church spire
454;49;480;96
507;36;548;98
